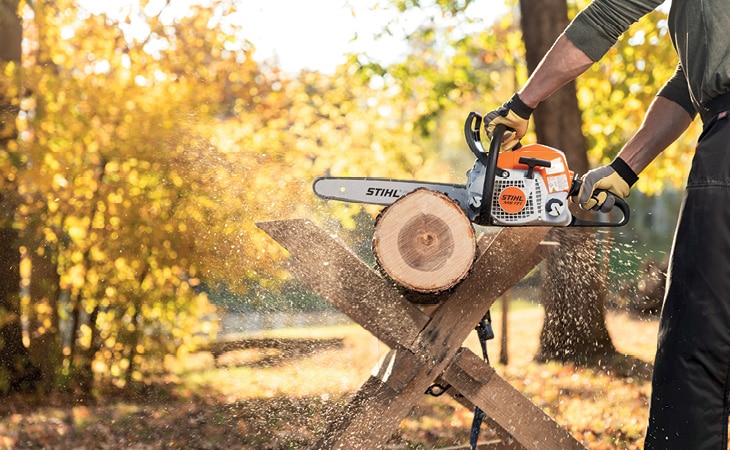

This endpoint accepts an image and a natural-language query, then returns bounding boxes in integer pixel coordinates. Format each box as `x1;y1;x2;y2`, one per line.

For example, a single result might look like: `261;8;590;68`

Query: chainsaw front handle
464;112;506;225
482;122;506;225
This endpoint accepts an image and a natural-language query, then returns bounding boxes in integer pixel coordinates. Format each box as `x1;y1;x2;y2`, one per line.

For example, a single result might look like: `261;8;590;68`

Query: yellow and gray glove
572;158;638;213
483;93;535;150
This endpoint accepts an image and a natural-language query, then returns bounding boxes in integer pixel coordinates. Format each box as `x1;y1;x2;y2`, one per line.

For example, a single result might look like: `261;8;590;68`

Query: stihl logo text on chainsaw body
366;187;402;198
498;186;527;213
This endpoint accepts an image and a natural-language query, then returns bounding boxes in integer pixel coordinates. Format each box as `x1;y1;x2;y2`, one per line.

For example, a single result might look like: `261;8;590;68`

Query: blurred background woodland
0;0;696;420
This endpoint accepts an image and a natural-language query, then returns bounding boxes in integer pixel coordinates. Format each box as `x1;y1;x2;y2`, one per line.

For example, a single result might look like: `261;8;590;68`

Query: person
482;1;730;449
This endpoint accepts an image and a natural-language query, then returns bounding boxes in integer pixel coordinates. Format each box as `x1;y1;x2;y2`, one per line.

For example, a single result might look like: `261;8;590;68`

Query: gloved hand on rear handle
483;93;534;150
572;158;638;213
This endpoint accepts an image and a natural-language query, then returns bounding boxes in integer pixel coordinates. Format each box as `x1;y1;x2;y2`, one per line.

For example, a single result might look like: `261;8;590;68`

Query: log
373;189;476;293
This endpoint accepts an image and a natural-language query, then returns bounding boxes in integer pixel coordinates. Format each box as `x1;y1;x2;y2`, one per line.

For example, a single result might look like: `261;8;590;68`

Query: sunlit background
0;1;697;448
77;0;510;73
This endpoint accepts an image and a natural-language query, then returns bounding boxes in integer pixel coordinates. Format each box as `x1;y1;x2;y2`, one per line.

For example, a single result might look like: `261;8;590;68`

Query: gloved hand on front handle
572;157;639;213
483;93;535;151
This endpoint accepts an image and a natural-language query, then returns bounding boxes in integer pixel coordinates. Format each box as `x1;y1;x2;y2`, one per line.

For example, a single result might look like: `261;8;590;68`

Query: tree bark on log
373;189;476;293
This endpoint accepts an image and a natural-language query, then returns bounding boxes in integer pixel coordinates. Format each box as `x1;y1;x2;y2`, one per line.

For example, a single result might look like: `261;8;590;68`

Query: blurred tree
3;0;453;395
357;1;521;137
518;0;616;364
0;0;40;393
4;0;278;394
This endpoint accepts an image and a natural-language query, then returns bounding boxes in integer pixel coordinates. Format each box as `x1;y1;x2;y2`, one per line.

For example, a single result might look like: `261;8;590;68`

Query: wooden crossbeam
257;219;586;450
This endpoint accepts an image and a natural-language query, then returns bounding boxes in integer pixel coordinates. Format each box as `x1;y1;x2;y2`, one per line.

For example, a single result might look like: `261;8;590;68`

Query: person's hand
483;93;534;150
571;158;638;212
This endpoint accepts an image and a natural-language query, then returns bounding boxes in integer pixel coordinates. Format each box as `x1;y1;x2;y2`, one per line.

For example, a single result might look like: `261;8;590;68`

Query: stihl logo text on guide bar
366;187;402;198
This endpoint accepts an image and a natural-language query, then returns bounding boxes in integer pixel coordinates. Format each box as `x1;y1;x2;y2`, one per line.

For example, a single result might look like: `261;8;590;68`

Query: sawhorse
258;219;586;450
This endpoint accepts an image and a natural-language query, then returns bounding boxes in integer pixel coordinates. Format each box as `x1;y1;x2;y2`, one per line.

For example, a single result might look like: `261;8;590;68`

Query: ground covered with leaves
0;307;669;449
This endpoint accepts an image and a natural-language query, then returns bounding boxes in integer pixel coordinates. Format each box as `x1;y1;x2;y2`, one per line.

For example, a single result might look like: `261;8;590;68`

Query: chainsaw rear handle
568;177;631;227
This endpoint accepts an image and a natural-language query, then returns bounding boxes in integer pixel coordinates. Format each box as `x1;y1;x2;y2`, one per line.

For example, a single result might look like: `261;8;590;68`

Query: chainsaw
313;112;629;228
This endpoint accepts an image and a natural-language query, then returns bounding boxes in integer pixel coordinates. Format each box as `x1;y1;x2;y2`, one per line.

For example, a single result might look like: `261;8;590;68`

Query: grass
0;303;667;449
176;303;660;449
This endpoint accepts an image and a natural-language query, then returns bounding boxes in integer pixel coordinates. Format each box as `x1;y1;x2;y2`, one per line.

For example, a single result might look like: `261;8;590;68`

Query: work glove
483;93;534;150
572;157;638;213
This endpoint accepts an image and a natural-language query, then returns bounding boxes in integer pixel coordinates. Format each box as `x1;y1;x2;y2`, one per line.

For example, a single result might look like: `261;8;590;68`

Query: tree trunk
125;302;142;388
0;0;40;394
67;163;106;395
536;230;614;363
519;0;588;175
0;1;22;63
73;305;99;396
373;189;476;293
0;230;40;393
519;0;617;363
27;246;62;392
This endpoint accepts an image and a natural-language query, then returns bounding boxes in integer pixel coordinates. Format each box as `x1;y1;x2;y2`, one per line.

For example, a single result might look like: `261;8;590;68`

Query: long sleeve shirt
564;0;730;119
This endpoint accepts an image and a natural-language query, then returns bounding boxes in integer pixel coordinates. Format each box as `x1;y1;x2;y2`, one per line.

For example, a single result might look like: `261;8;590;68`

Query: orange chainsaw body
484;143;576;226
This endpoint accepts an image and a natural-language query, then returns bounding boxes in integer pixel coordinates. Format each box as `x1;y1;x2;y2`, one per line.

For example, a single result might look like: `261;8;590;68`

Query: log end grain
373;189;476;293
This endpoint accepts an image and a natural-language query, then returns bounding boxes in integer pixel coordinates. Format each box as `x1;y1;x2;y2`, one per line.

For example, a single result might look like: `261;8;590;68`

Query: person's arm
484;0;663;143
572;95;693;211
616;95;694;174
517;33;595;109
482;34;595;147
619;63;696;173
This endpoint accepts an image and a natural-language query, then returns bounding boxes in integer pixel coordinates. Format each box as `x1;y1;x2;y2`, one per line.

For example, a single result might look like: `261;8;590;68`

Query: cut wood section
373;189;476;293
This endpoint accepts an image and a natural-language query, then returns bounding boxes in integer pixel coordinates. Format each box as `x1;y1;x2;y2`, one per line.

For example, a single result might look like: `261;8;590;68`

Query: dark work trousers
645;112;730;449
